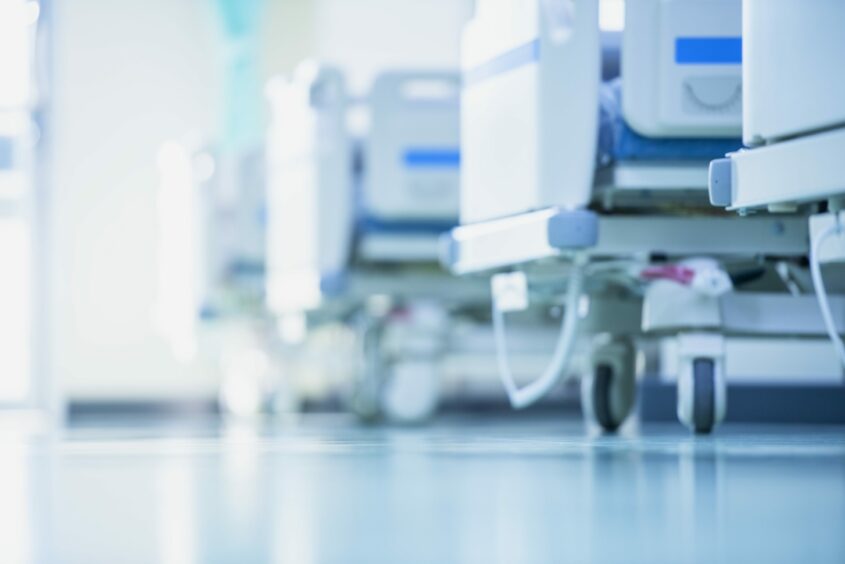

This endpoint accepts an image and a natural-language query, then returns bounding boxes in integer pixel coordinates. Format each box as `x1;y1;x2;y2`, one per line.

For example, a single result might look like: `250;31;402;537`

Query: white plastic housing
265;64;354;314
364;72;461;221
810;212;845;265
460;0;600;225
642;258;726;332
623;0;742;138
742;0;845;146
726;127;845;210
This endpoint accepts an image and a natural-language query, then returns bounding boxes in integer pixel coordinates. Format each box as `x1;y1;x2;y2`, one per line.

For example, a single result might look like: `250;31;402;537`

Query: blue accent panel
228;260;265;277
708;158;734;207
401;100;460;111
614;121;743;161
199;304;220;321
675;37;742;65
439;231;459;270
0;137;14;170
320;271;348;297
403;148;461;168
464;39;540;87
359;216;457;236
546;210;599;250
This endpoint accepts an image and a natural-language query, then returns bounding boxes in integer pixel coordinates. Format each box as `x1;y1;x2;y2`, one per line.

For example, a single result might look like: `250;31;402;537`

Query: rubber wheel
350;323;385;422
692;358;716;434
593;363;621;432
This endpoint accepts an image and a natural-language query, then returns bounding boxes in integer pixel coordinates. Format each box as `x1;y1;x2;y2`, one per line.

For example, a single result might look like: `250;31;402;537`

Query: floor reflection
0;440;33;564
8;415;845;563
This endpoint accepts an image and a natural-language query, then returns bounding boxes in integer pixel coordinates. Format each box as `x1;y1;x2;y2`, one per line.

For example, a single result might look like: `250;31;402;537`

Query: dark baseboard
639;380;845;424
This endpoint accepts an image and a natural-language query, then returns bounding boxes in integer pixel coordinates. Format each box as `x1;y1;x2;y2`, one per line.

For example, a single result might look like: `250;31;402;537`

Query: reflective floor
2;413;845;563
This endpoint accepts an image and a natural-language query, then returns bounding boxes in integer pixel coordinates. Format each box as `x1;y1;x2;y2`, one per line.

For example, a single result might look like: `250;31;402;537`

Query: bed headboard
460;0;600;224
622;0;743;138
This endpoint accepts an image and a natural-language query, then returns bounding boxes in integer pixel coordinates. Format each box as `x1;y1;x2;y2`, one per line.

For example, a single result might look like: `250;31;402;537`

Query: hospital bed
266;63;515;422
442;0;836;433
265;64;466;309
709;1;845;375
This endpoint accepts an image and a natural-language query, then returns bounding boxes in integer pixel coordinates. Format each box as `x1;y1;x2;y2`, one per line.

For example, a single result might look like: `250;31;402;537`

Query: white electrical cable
809;221;845;368
492;259;585;410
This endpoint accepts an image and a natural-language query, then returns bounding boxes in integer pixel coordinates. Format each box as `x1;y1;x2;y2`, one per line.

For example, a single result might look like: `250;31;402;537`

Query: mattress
598;78;743;164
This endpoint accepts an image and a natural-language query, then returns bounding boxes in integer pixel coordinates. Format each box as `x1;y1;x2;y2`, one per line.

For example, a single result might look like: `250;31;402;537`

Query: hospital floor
3;411;845;564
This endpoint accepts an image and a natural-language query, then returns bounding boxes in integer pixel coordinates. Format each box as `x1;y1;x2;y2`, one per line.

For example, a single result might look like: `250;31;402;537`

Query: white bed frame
443;0;837;433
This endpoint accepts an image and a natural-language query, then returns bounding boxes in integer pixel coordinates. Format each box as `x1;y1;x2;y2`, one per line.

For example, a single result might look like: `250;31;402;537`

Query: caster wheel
350;377;382;422
582;338;636;432
382;360;439;424
349;319;387;422
676;336;726;434
593;363;623;431
691;358;716;434
678;346;727;435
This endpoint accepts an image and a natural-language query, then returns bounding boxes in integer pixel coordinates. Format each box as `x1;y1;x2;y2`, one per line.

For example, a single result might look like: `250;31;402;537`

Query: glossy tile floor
2;412;845;563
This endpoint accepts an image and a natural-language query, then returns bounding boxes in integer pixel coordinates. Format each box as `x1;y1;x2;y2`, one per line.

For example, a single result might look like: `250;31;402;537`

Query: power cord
491;255;585;409
809;217;845;368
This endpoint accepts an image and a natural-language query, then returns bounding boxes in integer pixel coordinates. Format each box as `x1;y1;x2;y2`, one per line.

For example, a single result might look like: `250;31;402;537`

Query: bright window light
0;0;35;109
0;0;36;407
155;141;199;363
0;218;31;403
600;0;625;32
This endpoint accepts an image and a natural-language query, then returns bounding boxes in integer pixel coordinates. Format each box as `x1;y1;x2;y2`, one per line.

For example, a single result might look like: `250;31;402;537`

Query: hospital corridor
0;0;844;562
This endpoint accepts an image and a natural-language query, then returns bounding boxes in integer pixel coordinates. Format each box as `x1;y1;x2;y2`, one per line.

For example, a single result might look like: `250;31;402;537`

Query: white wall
264;0;317;80
314;0;474;94
49;0;473;401
50;0;222;400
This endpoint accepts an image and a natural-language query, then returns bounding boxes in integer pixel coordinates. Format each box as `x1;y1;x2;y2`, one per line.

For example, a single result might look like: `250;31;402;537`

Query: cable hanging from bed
492;254;586;409
809;218;845;369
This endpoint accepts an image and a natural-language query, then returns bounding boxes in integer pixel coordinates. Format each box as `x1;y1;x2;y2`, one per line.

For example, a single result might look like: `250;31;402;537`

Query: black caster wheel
349;319;387;422
593;363;621;432
584;357;635;433
692;358;716;434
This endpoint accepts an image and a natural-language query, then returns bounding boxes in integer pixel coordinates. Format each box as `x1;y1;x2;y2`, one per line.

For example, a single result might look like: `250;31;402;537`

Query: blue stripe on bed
0;137;14;170
464;39;540;87
675;37;742;65
359;216;457;235
403;148;461;168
